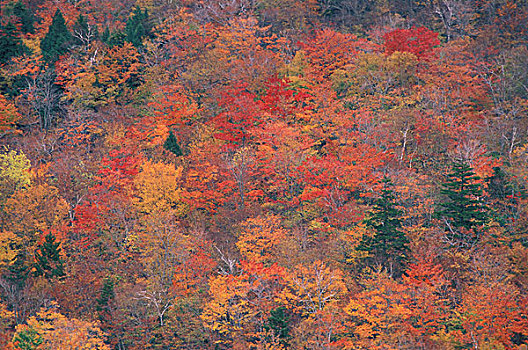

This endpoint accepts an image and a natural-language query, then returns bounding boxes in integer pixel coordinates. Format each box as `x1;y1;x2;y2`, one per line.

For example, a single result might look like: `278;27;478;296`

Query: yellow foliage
133;160;185;215
0;149;31;202
0;231;19;270
0;301;14;334
4;184;69;236
236;215;287;264
12;303;109;350
0;94;22;134
201;274;255;340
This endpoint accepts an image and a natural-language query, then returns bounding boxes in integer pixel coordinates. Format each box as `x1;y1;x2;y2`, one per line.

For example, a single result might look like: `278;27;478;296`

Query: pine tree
264;307;291;347
125;6;151;48
34;233;65;279
437;162;489;245
40;9;72;63
486;166;522;227
96;277;115;320
101;26;110;43
356;179;409;276
163;130;183;156
0;22;28;64
11;1;34;34
106;29;126;47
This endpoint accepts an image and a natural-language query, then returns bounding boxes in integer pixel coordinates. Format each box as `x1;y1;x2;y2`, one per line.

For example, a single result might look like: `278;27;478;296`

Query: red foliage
384;26;440;60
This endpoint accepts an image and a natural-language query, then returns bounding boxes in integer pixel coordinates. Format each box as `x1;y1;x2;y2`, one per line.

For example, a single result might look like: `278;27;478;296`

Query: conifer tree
164;130;183;156
40;9;72;63
96;277;115;322
34;233;65;279
11;1;34;34
101;26;110;43
356;179;409;276
106;29;126;47
437;162;489;245
264;307;291;347
0;22;28;64
125;6;151;48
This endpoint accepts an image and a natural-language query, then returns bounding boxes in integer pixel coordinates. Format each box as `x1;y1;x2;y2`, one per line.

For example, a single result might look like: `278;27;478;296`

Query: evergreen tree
437;162;489;245
356;179;409;276
0;22;28;64
11;1;35;34
486;166;522;227
40;9;72;63
101;26;110;43
106;29;126;47
96;278;115;311
34;233;65;279
264;307;291;347
6;250;31;289
125;6;151;48
164;130;183;156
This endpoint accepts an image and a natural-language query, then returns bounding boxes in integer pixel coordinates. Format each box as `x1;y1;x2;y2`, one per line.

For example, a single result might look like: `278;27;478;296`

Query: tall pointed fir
356;179;409;277
34;233;65;279
125;6;151;48
0;22;28;64
164;130;183;156
11;1;35;34
437;162;489;247
40;9;72;63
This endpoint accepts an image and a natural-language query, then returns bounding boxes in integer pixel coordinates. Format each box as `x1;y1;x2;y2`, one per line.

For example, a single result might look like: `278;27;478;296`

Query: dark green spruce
0;22;28;64
356;179;409;277
437;162;489;246
10;1;35;34
125;6;152;48
40;9;72;63
34;233;65;279
264;307;291;347
164;130;183;156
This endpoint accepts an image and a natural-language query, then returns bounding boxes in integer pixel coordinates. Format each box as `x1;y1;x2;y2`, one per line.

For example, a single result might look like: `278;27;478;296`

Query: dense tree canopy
0;0;527;349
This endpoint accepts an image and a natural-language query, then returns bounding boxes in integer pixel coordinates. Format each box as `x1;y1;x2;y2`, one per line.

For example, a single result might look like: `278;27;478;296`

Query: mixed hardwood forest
0;0;528;348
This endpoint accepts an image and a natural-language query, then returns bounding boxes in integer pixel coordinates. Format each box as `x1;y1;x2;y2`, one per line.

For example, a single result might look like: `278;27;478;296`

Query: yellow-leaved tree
0;149;31;205
132;159;185;216
236;215;287;264
129;160;188;327
10;303;109;349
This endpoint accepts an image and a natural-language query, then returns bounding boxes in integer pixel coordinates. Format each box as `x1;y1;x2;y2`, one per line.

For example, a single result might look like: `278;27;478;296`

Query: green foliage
96;277;115;315
125;6;151;48
264;307;291;346
437;162;489;244
40;9;72;63
356;179;409;276
6;1;35;34
101;26;110;43
12;327;42;350
106;29;126;47
0;22;28;64
486;166;521;226
5;250;31;289
34;233;65;279
163;130;183;156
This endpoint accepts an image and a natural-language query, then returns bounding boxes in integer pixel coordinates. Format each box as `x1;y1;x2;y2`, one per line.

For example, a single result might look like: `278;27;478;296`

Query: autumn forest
0;0;527;349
